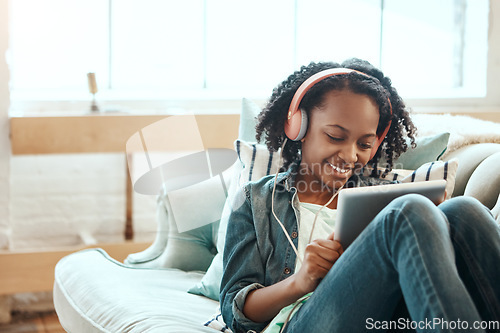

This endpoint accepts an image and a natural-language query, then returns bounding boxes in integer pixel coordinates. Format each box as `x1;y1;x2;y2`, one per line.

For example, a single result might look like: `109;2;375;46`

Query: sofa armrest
463;151;500;210
442;143;500;199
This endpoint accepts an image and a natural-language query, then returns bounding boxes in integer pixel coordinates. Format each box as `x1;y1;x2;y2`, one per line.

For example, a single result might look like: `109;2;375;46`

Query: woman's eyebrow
326;124;376;138
326;124;349;132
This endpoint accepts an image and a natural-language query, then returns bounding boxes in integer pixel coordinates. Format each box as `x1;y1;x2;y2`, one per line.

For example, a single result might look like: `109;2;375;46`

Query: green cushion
392;132;450;170
188;253;223;301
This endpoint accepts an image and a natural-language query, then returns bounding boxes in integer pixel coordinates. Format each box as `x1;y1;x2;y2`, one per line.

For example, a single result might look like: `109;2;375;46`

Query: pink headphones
284;68;393;160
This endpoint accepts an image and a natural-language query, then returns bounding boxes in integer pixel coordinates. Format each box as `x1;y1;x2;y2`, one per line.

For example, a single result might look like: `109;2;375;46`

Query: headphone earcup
284;108;308;141
297;109;308;141
369;117;392;160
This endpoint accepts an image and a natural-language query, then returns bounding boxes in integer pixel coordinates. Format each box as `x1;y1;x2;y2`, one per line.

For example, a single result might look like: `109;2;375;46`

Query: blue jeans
284;194;500;333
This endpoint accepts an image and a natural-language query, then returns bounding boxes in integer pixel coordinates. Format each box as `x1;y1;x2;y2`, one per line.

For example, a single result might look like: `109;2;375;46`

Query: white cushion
54;248;218;332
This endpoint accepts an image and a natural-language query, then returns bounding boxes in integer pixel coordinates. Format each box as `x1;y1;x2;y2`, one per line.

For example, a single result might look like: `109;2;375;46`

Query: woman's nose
338;144;358;164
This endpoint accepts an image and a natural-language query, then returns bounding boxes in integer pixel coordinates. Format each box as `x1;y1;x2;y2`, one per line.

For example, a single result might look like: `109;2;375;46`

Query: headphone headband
287;68;369;120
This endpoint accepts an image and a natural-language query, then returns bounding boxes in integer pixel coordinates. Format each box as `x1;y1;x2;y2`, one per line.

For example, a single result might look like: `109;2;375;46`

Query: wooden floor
0;311;65;333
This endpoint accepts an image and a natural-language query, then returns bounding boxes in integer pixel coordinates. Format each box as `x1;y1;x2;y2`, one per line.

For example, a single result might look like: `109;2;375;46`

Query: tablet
334;179;446;249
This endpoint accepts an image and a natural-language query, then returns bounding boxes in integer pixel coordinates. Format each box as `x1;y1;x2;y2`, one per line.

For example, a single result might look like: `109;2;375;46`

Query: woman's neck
294;171;339;209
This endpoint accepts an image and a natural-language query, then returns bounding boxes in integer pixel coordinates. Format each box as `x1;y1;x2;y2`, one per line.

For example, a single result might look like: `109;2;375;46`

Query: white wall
8;154;158;250
0;0;10;250
9;153;157;249
7;157;159;251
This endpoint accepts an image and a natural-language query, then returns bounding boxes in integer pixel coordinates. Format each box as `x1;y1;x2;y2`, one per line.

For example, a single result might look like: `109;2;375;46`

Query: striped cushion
363;159;459;200
236;140;281;185
204;307;233;332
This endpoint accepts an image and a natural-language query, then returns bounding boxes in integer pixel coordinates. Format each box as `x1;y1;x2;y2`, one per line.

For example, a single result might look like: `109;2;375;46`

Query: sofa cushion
54;248;218;333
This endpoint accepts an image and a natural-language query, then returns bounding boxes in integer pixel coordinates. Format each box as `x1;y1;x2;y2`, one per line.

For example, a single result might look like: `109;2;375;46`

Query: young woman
220;58;500;333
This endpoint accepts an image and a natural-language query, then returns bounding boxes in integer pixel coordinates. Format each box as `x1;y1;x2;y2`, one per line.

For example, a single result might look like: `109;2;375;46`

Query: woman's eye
359;142;373;150
327;134;343;142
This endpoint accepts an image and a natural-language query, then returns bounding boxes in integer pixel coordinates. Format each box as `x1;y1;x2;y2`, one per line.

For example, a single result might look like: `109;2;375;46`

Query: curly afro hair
255;58;417;174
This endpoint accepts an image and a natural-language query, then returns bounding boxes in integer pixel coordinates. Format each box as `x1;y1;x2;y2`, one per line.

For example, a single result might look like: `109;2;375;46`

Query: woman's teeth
328;162;349;174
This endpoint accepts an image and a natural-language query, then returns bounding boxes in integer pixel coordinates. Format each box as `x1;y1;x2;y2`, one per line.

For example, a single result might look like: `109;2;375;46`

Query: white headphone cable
271;137;303;264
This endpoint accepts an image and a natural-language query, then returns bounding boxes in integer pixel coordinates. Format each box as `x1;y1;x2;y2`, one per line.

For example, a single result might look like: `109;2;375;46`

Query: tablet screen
334;180;446;249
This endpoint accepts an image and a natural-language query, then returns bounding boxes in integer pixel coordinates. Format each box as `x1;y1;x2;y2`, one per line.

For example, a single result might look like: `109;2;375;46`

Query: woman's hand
243;232;343;323
435;190;448;206
293;232;343;295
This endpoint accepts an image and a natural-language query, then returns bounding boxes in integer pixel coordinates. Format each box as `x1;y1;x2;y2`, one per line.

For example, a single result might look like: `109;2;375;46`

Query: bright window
8;0;489;110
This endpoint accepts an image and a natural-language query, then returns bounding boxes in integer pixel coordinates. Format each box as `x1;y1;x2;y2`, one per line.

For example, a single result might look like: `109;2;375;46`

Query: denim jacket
220;165;392;333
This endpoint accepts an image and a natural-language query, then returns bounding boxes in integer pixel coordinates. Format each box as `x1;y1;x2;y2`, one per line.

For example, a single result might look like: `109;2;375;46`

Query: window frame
6;0;500;116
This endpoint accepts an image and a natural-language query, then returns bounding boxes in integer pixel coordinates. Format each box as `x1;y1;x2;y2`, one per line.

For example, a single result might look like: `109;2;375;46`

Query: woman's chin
324;167;352;183
332;170;352;180
323;177;349;191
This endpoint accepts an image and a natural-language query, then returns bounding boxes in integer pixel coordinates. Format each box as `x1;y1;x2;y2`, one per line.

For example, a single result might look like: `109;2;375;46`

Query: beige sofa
53;106;500;332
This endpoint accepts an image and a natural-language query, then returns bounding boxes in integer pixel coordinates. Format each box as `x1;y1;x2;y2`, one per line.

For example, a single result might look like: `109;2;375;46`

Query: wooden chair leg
125;154;134;241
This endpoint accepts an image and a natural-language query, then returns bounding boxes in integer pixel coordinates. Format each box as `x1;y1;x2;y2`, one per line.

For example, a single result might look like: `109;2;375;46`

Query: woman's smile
326;161;351;176
325;161;353;182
